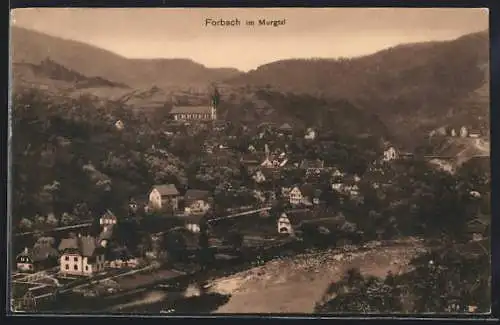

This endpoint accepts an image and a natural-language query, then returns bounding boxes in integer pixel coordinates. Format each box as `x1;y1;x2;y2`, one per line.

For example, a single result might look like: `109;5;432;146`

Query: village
11;90;491;313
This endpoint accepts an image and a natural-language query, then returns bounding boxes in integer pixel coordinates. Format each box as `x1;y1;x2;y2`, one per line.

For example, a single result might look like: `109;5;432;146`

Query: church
170;88;219;121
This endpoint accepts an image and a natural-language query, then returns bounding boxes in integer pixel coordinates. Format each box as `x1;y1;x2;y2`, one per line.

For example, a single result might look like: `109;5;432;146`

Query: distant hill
228;31;489;148
11;27;489;149
11;26;243;88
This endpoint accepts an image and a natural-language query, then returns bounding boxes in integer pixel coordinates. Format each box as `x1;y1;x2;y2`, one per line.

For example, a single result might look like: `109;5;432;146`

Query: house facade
460;126;469;138
304;128;317;140
252;170;266;183
58;235;106;276
170;105;217;121
16;243;59;273
149;184;180;211
115;120;125;130
300;159;325;175
289;187;304;205
278;213;294;235
383;147;398;161
100;210;117;231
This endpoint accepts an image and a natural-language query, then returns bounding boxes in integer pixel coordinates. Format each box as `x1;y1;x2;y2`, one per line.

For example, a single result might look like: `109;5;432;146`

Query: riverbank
207;237;427;313
90;237;428;314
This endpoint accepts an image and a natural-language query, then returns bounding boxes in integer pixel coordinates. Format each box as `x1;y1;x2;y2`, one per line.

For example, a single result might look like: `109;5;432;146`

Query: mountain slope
228;31;489;147
11;26;243;87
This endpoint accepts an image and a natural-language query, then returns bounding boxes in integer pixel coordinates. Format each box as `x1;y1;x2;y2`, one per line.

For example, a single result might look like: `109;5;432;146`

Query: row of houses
16;211;134;277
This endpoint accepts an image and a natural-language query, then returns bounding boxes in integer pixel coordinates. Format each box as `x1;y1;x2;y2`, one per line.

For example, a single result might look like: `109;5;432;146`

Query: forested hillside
11;26;243;88
228;31;489;147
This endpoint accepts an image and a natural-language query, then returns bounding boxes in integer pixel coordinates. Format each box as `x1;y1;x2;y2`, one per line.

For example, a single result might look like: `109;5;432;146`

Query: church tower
210;85;220;120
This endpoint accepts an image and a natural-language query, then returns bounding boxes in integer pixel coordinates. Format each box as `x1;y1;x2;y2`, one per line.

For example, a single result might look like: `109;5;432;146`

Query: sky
11;8;488;71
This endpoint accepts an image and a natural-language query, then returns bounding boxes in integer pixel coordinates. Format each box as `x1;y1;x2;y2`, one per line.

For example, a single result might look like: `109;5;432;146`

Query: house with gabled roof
288;183;321;206
278;123;293;134
184;189;212;215
277;210;317;236
16;244;59;273
114;119;125;130
100;210;117;229
149;184;180;211
58;234;106;276
300;159;325;175
304;127;317;140
170;104;217;121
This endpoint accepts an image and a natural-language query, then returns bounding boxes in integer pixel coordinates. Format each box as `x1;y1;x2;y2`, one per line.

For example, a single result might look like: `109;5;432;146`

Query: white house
383;147;398;161
469;130;481;138
304;128;317;140
184;190;212;215
252;170;267;183
114;120;125;130
99;210;117;231
261;157;274;168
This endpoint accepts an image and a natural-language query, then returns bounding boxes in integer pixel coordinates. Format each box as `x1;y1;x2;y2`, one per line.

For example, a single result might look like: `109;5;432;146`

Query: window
74;257;78;262
74;265;78;271
65;256;69;261
65;264;69;270
85;266;89;271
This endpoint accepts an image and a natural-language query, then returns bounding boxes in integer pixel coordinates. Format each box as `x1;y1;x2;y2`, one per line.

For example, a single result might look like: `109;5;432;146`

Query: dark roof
185;189;211;203
170;106;212;114
152;184;180;196
58;236;101;257
299;184;316;198
279;123;293;131
17;245;59;262
280;210;316;226
300;159;324;169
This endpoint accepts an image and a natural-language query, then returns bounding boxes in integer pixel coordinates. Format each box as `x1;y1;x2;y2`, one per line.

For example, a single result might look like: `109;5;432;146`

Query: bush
315;244;490;314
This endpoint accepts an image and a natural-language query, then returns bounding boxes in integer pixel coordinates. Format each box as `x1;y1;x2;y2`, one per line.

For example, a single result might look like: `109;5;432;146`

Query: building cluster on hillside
429;125;483;139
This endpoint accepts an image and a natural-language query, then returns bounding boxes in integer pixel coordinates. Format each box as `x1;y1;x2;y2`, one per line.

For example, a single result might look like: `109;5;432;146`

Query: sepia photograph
8;7;490;315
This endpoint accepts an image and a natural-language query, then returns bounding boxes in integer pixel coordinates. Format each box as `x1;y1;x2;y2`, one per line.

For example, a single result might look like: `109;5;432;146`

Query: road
14;221;94;237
